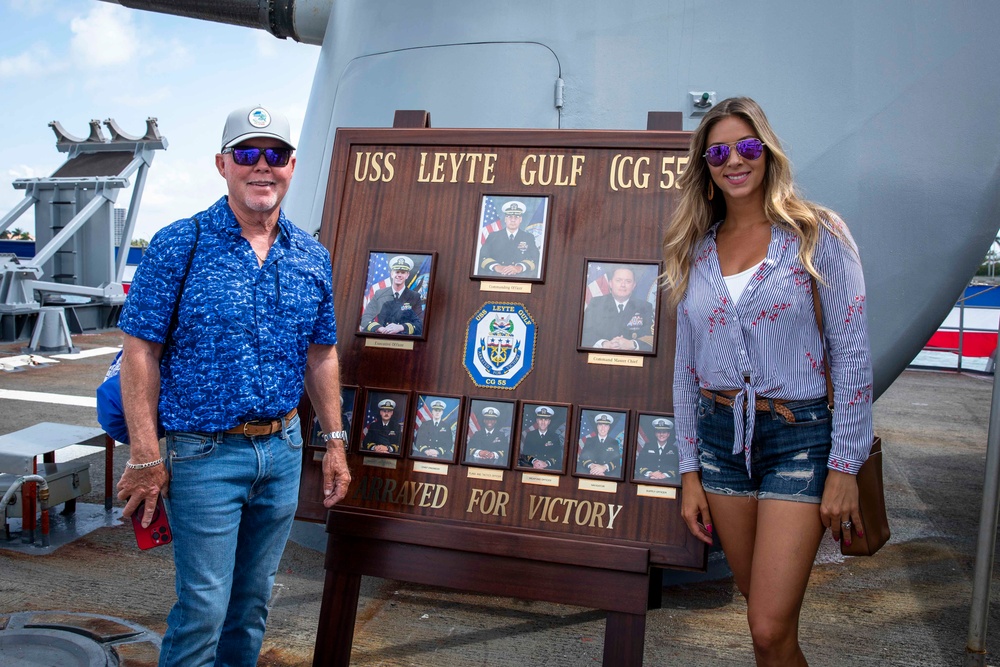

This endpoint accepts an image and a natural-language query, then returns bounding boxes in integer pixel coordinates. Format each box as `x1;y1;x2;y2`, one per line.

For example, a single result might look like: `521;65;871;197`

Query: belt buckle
243;419;271;437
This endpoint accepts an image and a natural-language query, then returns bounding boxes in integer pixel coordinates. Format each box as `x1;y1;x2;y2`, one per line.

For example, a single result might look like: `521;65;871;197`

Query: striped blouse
673;218;874;476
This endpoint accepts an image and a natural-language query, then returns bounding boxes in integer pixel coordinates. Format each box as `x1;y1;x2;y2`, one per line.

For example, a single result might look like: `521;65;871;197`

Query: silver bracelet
125;457;165;470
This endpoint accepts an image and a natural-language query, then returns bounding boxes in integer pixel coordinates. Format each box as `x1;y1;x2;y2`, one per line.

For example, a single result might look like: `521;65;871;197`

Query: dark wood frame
572;406;629;481
629;411;681;487
577;259;662;356
471;194;551;283
513;401;571;475
357;388;411;458
306;384;360;453
356;249;436;341
408;393;463;463
460;397;517;469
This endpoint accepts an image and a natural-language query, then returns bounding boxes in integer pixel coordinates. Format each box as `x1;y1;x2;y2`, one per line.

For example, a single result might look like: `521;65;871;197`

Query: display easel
302;110;697;666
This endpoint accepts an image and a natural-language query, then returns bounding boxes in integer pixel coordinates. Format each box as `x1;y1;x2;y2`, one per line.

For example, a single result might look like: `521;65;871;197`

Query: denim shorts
696;395;832;503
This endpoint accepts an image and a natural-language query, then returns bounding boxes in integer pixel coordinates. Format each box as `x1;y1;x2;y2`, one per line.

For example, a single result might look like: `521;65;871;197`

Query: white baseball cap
221;105;295;150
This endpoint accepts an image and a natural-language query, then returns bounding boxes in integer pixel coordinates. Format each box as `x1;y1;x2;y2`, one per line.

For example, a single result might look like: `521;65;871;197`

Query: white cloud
69;4;138;67
7;164;51;179
0;45;66;79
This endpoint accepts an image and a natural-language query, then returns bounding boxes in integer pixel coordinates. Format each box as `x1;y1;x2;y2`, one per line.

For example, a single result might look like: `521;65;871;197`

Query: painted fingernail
845;539;852;546
705;524;713;534
857;529;864;537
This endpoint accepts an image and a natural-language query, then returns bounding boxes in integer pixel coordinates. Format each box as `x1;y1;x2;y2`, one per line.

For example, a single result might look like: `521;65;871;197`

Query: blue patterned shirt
673;219;874;476
119;196;337;432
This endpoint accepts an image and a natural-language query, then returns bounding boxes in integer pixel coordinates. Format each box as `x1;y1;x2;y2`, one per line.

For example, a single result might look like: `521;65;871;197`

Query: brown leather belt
700;389;795;423
225;408;297;437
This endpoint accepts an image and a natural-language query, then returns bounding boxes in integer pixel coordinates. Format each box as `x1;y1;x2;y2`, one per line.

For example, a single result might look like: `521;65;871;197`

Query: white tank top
723;264;757;302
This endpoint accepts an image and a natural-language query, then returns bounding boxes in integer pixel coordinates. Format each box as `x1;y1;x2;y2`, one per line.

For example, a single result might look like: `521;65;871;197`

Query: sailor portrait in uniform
465;404;512;468
476;199;542;279
576;411;624;478
517;404;566;471
412;398;457;460
634;416;679;483
361;398;403;454
580;263;656;352
359;254;424;335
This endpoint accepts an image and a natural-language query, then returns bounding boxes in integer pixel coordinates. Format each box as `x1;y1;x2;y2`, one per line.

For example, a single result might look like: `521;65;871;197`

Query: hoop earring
707;180;714;201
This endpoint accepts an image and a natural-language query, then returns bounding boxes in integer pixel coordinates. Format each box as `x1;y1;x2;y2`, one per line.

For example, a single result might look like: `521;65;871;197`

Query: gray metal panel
51;152;135;179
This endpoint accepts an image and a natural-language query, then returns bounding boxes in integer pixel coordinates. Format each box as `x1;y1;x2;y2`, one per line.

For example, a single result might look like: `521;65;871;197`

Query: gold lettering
417;152;432;182
528;494;547;521
560;498;578;524
546;497;562;523
380;479;397;503
588;501;607;528
418;483;435;507
521;153;585;187
606;504;624;530
520;154;538;186
466;488;484;513
482;153;497;184
382;151;395;182
353;151;370;182
465;153;484;183
569;154;585;186
448;152;466;183
431;152;447;182
610;154;621;192
431;485;448;508
574;500;593;526
634;156;650;189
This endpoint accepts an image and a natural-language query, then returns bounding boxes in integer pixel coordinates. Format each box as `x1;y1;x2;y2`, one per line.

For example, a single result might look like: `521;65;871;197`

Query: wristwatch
320;430;350;450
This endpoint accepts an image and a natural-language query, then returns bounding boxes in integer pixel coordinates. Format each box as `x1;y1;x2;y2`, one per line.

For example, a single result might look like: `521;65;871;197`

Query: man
577;413;620;476
359;255;423;335
466;406;509;465
413;399;455;458
116;105;351;667
362;398;402;453
478;200;540;278
635;417;678;481
581;265;655;351
517;405;563;470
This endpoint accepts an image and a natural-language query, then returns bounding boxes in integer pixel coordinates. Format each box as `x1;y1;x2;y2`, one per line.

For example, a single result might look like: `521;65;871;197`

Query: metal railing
912;283;1000;373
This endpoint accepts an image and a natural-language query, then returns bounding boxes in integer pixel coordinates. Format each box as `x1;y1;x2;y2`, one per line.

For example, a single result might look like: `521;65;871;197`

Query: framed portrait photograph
515;402;570;474
358;250;436;339
578;259;661;354
359;388;410;457
631;413;680;486
573;407;628;481
307;385;358;451
461;398;516;469
409;394;462;463
471;195;550;282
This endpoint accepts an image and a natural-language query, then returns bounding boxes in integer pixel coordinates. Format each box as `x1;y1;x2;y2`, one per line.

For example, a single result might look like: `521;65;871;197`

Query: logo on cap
248;107;271;129
535;406;555;417
594;413;614;425
501;201;526;216
481;406;500;418
652;417;673;430
430;400;446;410
378;399;396;410
390;255;414;272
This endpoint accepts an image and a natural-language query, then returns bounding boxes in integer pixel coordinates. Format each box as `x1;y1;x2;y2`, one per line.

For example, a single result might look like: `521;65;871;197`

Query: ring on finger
841;520;853;529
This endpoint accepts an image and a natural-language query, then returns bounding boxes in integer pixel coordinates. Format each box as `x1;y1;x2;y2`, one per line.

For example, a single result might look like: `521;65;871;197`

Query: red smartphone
131;496;172;550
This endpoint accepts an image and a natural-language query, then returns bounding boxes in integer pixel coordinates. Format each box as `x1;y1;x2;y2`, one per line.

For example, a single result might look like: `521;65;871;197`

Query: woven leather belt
700;389;795;423
225;408;298;437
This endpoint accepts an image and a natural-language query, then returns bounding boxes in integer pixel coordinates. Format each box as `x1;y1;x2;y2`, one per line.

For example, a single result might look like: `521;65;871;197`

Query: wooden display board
297;115;703;666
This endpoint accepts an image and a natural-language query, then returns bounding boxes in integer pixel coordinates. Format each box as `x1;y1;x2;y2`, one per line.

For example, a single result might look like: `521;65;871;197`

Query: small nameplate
636;484;677;499
520;472;560;487
413;461;450;476
365;338;415;350
587;353;644;368
578;479;618;493
363;456;398;469
480;281;532;294
467;467;505;482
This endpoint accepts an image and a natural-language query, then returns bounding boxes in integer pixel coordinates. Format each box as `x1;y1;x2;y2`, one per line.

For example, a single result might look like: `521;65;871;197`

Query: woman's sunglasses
222;146;293;167
703;138;766;167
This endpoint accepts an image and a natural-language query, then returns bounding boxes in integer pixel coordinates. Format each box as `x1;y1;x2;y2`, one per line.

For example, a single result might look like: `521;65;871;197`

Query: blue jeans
159;415;303;667
697;396;832;503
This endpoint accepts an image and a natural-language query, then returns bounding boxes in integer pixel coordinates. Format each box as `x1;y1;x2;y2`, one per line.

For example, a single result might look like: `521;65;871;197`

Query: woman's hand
820;470;862;546
680;471;714;545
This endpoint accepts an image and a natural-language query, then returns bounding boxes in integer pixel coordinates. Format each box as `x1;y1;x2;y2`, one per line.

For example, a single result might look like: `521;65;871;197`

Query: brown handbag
811;278;890;556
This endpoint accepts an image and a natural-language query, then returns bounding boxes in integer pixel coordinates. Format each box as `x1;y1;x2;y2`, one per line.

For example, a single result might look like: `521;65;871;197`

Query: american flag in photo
637;423;649;448
585;264;611;306
414;396;458;428
480;197;504;244
362;253;392;310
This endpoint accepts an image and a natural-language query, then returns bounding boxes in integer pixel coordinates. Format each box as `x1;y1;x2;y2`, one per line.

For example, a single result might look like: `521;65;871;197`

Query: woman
663;97;873;666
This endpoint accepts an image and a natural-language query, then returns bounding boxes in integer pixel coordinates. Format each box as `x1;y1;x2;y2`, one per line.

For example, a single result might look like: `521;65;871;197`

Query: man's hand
323;446;352;508
117;463;170;528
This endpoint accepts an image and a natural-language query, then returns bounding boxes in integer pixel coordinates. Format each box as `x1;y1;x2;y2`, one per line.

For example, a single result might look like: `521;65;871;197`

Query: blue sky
0;0;319;241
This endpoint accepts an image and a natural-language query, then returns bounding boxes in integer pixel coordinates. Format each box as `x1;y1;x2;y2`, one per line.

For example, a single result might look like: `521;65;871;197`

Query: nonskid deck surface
0;331;997;665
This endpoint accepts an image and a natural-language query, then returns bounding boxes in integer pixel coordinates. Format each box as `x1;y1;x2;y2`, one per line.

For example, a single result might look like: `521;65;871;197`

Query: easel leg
313;568;361;667
604;611;646;667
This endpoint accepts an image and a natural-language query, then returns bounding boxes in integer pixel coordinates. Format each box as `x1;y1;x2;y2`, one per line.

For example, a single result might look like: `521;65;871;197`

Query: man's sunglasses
703;138;766;167
222;146;293;167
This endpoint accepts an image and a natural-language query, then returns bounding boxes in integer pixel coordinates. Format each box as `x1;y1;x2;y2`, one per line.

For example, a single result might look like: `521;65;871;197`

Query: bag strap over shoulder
810;276;835;411
164;216;201;345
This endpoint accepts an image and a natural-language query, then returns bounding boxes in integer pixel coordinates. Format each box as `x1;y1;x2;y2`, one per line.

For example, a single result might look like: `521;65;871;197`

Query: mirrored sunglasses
703;138;766;167
223;146;292;167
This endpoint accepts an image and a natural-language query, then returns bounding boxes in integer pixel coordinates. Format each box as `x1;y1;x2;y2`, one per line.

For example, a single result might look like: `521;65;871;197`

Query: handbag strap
810;276;835;410
163;216;200;346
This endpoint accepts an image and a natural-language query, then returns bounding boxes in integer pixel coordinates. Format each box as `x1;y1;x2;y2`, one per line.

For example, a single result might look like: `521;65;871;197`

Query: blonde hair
661;97;842;308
